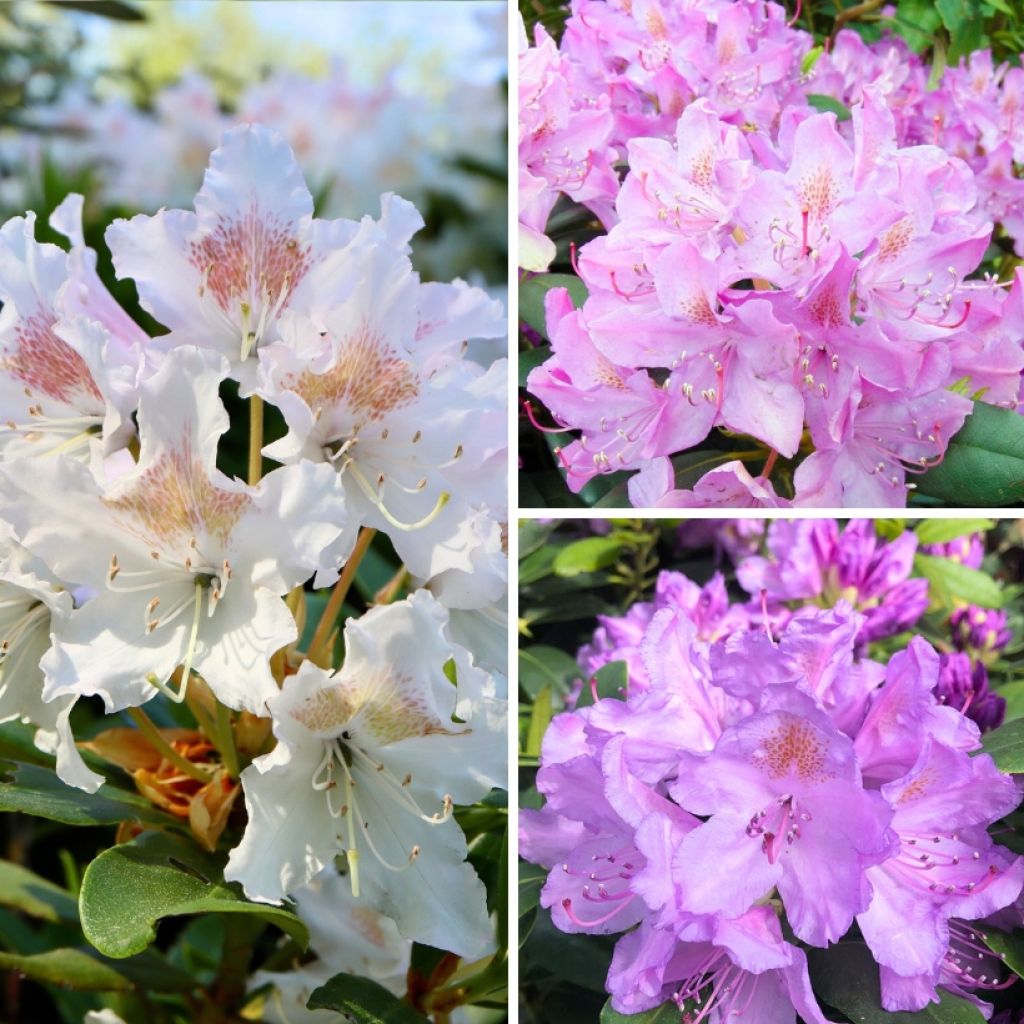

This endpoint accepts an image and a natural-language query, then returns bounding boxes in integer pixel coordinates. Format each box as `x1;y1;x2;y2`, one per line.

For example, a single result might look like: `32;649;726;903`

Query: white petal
225;738;337;903
192;586;295;715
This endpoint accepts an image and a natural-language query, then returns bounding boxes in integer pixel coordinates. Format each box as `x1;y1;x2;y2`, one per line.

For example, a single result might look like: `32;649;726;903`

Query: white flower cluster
0;124;508;967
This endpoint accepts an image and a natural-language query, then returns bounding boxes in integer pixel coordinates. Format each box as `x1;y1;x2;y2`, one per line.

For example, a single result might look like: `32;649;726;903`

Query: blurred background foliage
518;517;1024;1024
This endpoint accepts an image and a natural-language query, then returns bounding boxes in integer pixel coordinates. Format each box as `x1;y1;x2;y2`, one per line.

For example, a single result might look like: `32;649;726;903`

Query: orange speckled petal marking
797;166;840;222
5;313;102;403
289;324;420;423
292;672;459;745
752;717;832;784
188;206;312;313
103;427;249;548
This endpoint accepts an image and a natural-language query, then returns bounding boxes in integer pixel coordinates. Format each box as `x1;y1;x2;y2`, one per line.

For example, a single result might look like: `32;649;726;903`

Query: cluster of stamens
106;540;233;703
745;794;811;863
894;830;1001;897
311;734;452;899
560;845;638;928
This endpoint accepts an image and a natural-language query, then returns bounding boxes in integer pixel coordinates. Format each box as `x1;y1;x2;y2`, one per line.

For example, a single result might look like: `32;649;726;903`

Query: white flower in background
0;540;102;792
105;124;386;381
0;199;142;460
0;346;352;715
249;866;410;1024
225;590;505;957
85;1012;128;1024
256;213;505;588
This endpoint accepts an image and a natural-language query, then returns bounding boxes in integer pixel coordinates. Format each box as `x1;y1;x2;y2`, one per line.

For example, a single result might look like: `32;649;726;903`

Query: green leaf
808;942;987;1022
979;717;1024;773
520;274;588;338
0;861;78;922
916;402;1024;507
519;862;547;919
79;831;308;959
982;928;1024;978
914;519;994;544
575;661;628;709
307;972;429;1022
913;554;1003;609
801;45;824;74
553;537;626;576
998;678;1024;724
806;94;852;121
0;760;175;828
0;948;195;993
525;686;554;756
518;645;579;700
600;999;684;1024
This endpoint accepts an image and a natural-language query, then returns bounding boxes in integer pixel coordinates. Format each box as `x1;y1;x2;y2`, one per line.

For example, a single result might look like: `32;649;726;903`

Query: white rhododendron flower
0;346;352;715
226;590;505;956
107;124;411;380
0;540;102;792
0;203;142;461
249;867;410;1024
0;112;507;1003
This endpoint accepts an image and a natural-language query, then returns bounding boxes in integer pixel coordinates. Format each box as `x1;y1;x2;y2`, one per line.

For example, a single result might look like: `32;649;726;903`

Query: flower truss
518;0;1024;508
520;519;1024;1023
0;123;507;1019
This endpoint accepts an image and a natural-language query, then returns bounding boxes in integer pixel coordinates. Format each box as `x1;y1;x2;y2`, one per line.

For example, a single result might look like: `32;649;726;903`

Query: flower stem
248;394;264;486
307;527;377;663
126;706;213;783
213;700;240;779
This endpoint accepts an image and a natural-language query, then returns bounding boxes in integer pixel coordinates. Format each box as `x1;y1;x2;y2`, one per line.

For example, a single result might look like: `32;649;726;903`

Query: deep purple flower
950;605;1013;660
936;651;1006;733
923;534;986;569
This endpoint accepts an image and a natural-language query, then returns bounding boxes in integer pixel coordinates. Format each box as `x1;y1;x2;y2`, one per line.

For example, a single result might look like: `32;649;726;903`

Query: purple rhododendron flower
521;527;1022;1021
735;519;929;643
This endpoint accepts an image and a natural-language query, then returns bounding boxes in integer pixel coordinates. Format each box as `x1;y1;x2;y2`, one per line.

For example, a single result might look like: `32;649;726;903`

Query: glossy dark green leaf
808;942;987;1022
600;1000;685;1024
0;861;78;922
520;273;588;338
518;645;579;699
0;947;194;993
575;661;628;709
0;760;175;828
80;831;308;958
307;972;429;1022
916;402;1024;507
981;927;1024;979
978;717;1024;773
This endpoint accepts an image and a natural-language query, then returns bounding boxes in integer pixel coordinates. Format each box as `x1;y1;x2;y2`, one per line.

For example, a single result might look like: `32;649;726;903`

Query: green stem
213;700;240;778
127;707;213;784
248;394;264;486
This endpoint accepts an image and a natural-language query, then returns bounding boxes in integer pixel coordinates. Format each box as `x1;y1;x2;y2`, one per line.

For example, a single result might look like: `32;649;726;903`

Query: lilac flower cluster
522;523;1023;1020
520;1;1024;507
